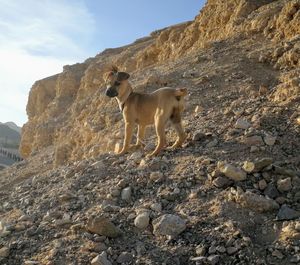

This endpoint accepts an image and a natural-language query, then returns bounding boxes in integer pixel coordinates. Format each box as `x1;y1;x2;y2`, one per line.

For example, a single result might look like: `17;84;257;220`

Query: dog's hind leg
170;122;187;149
148;114;167;157
117;122;134;155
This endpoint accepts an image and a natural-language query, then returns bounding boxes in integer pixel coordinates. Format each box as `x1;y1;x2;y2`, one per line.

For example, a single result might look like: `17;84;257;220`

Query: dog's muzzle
105;87;118;98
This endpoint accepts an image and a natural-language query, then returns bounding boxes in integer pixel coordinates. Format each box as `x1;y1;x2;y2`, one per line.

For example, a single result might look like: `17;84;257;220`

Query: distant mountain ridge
0;122;21;148
7;122;21;133
0;121;21;134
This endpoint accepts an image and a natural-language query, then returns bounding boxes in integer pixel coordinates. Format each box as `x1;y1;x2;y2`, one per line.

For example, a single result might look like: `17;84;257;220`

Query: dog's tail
174;88;188;97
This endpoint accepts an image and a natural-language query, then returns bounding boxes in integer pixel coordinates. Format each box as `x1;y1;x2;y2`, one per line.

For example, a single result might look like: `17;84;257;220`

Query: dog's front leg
117;122;134;155
135;124;146;148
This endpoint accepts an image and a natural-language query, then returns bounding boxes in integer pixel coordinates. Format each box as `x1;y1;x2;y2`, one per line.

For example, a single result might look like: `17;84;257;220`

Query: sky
0;0;205;127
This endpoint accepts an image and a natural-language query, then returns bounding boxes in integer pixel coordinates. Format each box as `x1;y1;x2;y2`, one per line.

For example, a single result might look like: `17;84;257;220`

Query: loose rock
235;118;251;129
121;187;132;202
218;163;247;181
87;216;121;238
276;205;300;221
277;177;292;193
91;251;112;265
152;214;186;237
0;247;9;258
117;252;133;264
134;212;150;229
243;158;273;173
233;189;279;212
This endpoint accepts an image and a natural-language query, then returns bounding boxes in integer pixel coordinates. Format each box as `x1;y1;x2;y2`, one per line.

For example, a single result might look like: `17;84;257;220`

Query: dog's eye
114;81;121;86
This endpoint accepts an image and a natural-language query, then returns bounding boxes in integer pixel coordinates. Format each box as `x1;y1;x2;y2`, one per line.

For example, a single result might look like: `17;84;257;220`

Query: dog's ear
117;72;130;81
111;65;119;73
103;71;113;81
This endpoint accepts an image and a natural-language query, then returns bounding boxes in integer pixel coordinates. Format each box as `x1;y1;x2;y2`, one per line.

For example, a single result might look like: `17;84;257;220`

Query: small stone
227;246;238;255
243;135;264;146
24;261;40;265
149;171;163;181
235;118;251;129
213;176;231;188
258;179;267;190
110;188;120;197
91;251;112;265
243;158;273;173
276;205;300;221
290;254;300;263
94;242;107;252
193;131;206;141
117;179;126;188
277;177;292;193
0;247;9;258
195;245;207;256
250;146;259;152
18;215;33;222
117;252;133;264
194;105;204;113
152;214;186;238
207;254;220;265
121;187;132;202
272;249;284;259
264;135;276;146
134;212;150;229
234;190;279;212
206;138;218;148
59;192;76;202
150;202;162;212
274;166;297;177
190;256;207;262
275;197;286;204
216;246;226;253
208;245;216;254
218;163;247;181
87;216;121;238
264;184;279;199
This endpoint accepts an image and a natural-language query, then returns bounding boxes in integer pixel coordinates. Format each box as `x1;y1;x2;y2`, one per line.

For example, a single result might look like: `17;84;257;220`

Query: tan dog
104;66;187;157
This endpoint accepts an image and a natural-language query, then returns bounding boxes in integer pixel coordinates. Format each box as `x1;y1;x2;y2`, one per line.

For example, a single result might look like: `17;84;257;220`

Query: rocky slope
1;0;300;264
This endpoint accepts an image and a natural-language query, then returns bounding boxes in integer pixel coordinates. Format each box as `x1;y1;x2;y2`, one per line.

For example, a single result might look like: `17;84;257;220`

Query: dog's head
103;66;130;98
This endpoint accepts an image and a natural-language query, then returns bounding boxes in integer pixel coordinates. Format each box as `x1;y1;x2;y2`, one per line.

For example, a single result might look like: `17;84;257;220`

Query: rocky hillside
1;0;300;264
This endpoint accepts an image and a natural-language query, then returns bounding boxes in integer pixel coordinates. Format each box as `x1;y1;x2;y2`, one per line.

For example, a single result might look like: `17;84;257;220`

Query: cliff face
20;0;300;164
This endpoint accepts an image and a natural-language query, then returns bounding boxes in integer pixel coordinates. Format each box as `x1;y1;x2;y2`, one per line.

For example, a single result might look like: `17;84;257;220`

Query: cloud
0;0;96;126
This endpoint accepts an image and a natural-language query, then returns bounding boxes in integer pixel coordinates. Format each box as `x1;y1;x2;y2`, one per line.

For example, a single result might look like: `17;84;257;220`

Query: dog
104;66;187;157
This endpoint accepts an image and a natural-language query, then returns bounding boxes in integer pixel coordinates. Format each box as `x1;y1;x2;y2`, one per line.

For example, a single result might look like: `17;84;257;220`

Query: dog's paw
116;150;126;156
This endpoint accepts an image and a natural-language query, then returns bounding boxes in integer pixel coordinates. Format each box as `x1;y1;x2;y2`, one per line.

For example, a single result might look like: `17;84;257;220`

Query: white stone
121;187;132;201
134;212;150;229
264;135;276;146
235;118;251;130
219;163;247;181
153;214;186;237
91;251;112;265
